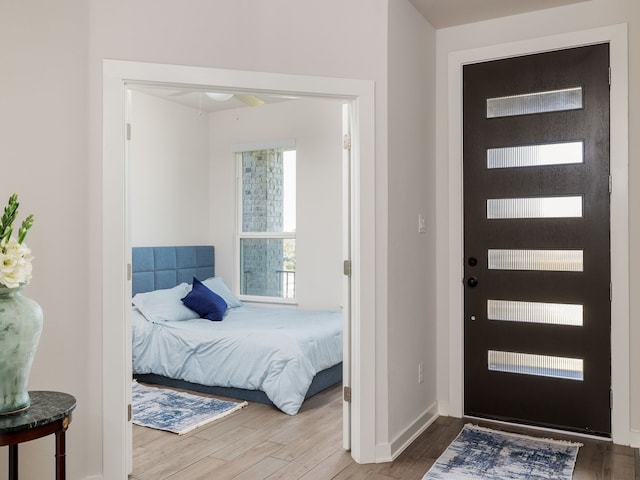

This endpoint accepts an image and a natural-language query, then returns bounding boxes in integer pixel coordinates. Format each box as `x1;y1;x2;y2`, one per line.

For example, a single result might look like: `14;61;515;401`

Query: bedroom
126;84;347;439
128;87;344;312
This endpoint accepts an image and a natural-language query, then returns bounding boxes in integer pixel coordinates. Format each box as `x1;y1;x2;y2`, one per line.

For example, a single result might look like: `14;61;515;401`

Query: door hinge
128;403;132;422
343;386;352;403
609;67;611;87
610;282;612;302
126;123;132;141
343;260;352;277
609;175;612;194
127;263;132;281
343;133;352;151
610;388;613;409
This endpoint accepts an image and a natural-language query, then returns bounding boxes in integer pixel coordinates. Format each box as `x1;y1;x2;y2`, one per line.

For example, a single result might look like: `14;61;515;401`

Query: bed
131;245;343;415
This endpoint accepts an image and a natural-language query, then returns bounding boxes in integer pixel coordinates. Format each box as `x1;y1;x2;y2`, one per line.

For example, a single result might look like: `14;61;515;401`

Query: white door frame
446;24;630;444
103;60;377;479
342;103;353;450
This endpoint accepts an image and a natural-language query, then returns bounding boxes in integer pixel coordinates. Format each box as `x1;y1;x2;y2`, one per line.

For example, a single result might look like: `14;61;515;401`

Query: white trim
447;24;629;443
349;86;377;463
237;295;298;306
375;401;439;463
102;71;131;480
342;103;353;450
630;429;640;449
231;138;295;152
236;232;297;239
438;399;451;417
103;60;377;477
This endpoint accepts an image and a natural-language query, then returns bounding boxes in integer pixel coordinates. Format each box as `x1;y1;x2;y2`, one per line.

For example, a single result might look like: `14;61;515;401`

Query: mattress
132;304;343;415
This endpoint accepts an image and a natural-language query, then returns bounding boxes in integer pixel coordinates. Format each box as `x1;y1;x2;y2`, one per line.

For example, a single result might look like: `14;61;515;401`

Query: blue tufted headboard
131;246;215;296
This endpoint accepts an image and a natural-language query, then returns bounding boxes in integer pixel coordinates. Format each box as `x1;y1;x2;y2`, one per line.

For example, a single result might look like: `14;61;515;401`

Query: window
237;146;296;301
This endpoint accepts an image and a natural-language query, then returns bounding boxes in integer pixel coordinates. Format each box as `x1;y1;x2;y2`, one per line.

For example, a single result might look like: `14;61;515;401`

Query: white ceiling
409;0;589;28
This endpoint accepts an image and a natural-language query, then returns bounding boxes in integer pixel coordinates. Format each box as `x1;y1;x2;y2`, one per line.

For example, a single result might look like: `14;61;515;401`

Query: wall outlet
418;361;424;383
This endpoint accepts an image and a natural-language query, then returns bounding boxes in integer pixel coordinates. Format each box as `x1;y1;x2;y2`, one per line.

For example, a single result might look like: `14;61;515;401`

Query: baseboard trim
437;400;451;417
630;429;640;448
375;401;439;462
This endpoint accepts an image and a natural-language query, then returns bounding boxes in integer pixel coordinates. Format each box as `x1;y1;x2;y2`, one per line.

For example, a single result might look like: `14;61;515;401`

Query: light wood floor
130;383;640;480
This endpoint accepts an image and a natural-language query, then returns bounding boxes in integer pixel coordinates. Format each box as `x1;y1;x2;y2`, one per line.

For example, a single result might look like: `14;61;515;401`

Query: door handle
467;276;479;288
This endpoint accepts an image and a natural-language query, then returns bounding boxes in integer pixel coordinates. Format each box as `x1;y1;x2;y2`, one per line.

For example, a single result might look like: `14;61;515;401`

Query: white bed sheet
132;304;343;415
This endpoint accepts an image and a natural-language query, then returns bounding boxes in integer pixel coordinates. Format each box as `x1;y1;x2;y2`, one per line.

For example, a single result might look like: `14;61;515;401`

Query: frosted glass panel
487;300;583;326
488;249;583;272
488;350;583;381
487;196;583;219
487;142;583;169
487;87;582;118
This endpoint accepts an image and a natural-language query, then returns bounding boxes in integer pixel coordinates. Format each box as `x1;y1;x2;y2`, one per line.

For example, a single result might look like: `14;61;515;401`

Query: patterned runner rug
132;382;247;435
423;423;581;480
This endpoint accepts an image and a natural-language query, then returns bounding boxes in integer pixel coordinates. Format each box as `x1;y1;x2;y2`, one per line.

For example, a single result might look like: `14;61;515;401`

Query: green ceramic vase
0;285;43;414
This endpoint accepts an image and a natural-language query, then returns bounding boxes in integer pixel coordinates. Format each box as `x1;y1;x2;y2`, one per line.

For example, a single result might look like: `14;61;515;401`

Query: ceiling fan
206;92;264;107
169;90;265;107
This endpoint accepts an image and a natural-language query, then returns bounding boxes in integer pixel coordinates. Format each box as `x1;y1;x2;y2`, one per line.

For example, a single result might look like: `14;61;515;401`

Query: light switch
418;213;426;233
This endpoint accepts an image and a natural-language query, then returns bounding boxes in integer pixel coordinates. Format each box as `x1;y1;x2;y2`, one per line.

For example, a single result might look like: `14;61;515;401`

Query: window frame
234;141;297;304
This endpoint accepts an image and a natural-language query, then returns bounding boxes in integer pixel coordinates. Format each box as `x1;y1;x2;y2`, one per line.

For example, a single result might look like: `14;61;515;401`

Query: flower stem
18;214;34;244
0;194;19;244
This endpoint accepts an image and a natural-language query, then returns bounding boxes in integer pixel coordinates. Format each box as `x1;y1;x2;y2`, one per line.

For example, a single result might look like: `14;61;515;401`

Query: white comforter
132;304;343;415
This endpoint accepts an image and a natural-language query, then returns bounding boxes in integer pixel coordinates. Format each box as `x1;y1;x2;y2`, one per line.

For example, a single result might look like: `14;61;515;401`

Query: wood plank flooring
130;383;639;480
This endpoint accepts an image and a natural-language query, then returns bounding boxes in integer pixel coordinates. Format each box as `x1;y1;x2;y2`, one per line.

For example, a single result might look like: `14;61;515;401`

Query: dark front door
463;44;611;436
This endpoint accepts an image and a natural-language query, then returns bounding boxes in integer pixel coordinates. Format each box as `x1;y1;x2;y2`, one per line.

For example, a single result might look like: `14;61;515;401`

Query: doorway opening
127;83;348;472
103;60;377;478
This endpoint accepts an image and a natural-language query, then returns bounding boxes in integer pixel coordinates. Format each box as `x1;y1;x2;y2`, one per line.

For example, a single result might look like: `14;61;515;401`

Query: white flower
0;194;35;288
0;238;33;288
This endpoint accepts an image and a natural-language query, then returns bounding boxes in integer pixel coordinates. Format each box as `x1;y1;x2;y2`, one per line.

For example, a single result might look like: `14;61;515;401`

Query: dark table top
0;392;76;435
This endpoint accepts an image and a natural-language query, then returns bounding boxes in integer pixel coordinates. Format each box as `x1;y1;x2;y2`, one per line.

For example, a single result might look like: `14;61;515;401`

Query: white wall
384;0;438;458
0;1;94;479
435;0;640;441
208;99;344;310
129;90;210;246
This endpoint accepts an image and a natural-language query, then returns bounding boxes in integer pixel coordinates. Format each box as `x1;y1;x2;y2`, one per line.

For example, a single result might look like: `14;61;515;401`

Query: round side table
0;391;76;480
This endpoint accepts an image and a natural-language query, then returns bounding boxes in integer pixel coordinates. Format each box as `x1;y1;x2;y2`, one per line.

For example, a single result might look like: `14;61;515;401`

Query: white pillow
201;277;242;308
132;283;198;322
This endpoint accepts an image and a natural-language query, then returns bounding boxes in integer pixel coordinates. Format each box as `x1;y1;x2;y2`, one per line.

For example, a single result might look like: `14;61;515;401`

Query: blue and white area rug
132;382;247;435
423;423;581;480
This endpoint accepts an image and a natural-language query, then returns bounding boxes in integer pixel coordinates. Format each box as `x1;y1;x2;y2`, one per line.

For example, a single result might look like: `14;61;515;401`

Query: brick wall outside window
241;149;285;297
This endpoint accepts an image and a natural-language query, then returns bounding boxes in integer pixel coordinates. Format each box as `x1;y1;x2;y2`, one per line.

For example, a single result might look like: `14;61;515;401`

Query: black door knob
468;257;478;267
467;276;479;288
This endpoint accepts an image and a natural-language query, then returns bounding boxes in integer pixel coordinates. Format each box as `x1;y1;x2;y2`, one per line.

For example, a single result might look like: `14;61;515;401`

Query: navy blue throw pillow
182;277;228;321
